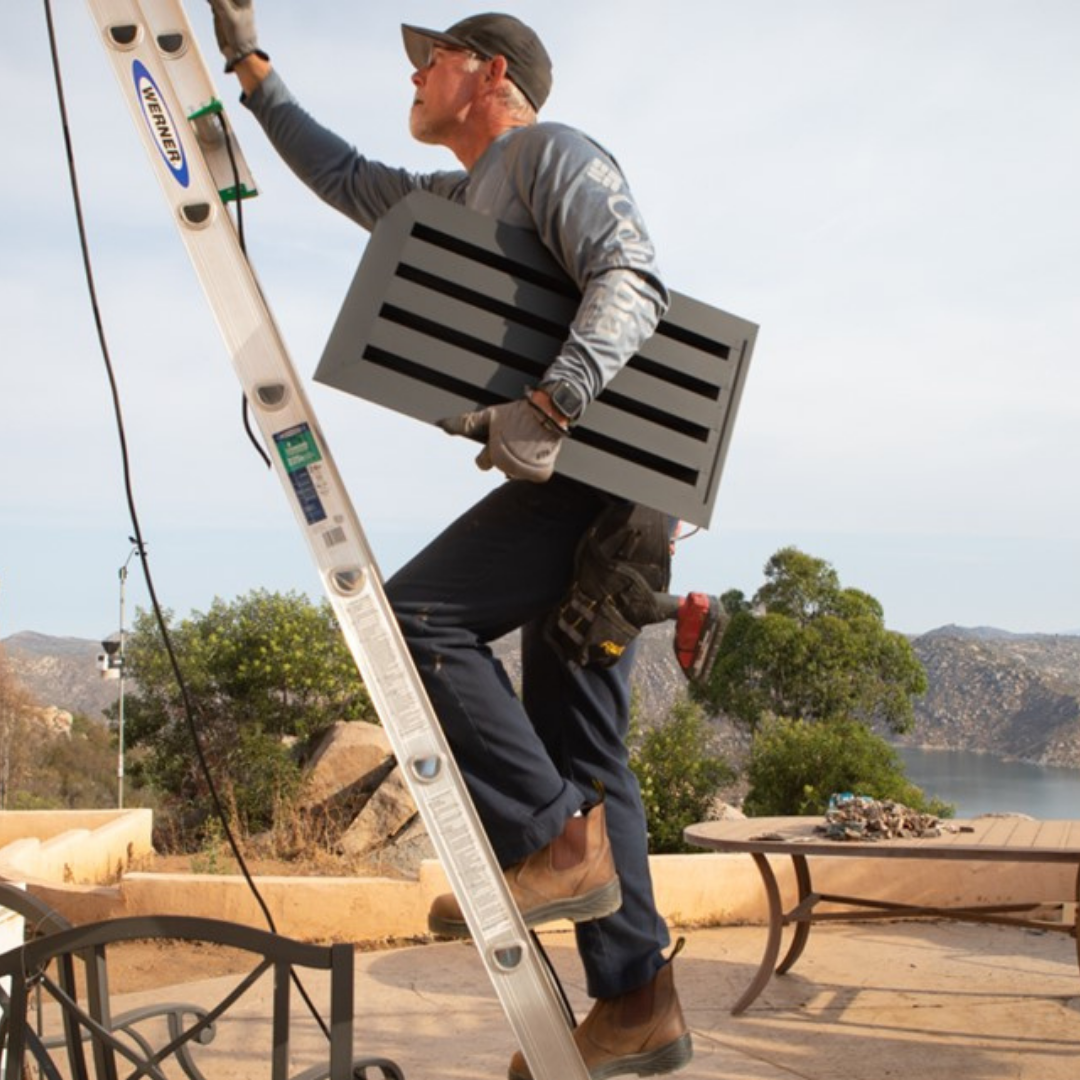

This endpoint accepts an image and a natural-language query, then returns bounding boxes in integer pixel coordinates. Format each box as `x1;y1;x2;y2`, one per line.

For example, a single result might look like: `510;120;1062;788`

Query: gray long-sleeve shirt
244;71;669;408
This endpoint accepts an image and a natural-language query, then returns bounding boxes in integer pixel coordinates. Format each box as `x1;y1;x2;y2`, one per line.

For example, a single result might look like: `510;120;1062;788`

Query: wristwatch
539;379;587;425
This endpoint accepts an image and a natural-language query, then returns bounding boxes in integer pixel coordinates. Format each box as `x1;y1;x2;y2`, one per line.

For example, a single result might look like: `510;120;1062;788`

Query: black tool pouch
546;502;672;668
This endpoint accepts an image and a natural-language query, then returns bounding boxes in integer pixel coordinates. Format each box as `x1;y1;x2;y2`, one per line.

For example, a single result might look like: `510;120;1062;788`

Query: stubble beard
410;101;460;147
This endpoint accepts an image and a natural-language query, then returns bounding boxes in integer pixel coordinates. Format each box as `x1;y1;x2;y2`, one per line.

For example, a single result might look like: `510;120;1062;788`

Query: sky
2;0;1078;646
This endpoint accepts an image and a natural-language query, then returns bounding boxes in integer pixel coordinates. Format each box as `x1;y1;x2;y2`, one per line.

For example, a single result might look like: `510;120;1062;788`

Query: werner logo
131;60;190;187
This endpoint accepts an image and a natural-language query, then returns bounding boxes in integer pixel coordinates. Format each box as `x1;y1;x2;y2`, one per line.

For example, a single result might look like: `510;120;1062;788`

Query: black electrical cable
217;112;273;471
530;928;579;1027
45;9;576;1055
41;0;279;934
42;0;335;1044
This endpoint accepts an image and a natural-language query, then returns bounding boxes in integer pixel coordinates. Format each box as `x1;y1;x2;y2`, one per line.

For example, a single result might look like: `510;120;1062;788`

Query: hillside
906;631;1080;767
5;626;1080;768
491;623;688;722
3;625;688;728
3;632;120;720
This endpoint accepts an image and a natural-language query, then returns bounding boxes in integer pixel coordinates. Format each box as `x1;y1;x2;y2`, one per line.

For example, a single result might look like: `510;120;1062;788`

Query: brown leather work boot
427;802;621;937
507;948;692;1080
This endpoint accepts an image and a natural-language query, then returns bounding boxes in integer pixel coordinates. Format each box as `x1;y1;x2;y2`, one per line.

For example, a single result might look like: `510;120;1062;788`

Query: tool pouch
546;502;672;668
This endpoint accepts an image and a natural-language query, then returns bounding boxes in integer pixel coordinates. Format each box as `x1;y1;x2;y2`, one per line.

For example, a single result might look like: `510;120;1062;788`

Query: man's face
409;43;487;144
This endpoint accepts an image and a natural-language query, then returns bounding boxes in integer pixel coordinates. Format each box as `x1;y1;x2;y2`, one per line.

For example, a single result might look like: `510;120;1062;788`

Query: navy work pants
385;475;670;999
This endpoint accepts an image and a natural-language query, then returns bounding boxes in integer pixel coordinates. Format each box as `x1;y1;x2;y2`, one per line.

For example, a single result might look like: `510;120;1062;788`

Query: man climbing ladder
207;4;693;1077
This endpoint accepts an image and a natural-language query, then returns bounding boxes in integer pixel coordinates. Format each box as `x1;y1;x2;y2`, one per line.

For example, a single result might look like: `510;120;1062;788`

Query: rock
336;765;435;877
816;794;946;841
297;723;434;876
300;720;394;813
337;765;418;859
355;815;436;879
33;706;73;737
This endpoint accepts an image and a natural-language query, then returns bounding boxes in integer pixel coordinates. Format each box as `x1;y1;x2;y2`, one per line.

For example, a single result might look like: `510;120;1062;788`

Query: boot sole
428;876;623;938
508;1031;693;1080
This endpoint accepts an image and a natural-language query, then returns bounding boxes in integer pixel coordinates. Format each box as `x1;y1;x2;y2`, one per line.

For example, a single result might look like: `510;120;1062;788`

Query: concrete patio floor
102;919;1079;1080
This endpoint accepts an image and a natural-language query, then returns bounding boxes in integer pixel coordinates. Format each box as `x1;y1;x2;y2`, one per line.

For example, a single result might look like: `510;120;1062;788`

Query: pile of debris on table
816;794;945;840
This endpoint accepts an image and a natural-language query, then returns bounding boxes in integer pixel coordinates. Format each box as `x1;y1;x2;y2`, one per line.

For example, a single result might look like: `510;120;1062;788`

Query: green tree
630;696;734;853
116;589;375;838
696;547;927;733
743;715;952;817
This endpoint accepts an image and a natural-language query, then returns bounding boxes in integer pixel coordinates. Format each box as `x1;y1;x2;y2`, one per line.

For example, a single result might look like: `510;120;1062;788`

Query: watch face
549;381;585;420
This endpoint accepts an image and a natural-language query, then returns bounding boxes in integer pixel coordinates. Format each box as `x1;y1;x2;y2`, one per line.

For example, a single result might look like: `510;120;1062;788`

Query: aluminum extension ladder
82;2;589;1077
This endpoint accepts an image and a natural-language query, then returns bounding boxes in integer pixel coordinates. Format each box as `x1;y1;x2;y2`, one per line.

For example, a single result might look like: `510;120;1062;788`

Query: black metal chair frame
0;896;402;1080
1;883;220;1080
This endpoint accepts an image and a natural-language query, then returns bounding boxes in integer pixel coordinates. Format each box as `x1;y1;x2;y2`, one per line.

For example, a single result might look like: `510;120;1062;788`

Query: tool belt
547;502;672;668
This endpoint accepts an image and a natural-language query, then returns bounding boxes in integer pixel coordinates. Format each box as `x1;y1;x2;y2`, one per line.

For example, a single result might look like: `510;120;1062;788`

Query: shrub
116;588;374;844
743;715;953;817
630;696;735;853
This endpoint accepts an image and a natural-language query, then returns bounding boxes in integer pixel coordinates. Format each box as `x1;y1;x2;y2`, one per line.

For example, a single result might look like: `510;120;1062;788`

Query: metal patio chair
0;909;403;1080
1;883;221;1079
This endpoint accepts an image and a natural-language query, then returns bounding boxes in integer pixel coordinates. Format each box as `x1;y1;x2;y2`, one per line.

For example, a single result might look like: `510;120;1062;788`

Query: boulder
298;723;433;876
300;717;393;803
361;814;436;879
338;765;418;859
33;706;73;737
709;799;747;820
300;721;394;817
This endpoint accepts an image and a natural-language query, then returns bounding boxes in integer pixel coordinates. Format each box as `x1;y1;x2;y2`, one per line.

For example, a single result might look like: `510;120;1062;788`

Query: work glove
438;398;566;483
207;0;262;72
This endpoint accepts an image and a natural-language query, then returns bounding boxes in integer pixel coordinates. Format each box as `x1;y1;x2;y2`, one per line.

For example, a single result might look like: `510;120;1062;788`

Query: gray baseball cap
401;13;553;111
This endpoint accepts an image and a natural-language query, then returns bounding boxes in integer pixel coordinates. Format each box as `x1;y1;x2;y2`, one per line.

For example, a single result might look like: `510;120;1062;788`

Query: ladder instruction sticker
274;423;327;525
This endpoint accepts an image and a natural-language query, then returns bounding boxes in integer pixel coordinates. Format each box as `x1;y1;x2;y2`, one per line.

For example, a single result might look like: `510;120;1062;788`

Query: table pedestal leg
731;852;784;1015
777;854;812;975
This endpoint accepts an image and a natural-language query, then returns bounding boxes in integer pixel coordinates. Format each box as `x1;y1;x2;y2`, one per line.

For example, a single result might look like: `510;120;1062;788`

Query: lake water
897;745;1080;819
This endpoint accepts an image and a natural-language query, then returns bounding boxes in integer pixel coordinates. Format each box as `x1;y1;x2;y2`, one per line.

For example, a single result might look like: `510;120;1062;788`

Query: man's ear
487;54;510;85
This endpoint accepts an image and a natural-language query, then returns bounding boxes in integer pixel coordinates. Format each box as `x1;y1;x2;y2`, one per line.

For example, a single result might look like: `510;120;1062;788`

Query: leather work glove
207;0;262;71
438;398;566;483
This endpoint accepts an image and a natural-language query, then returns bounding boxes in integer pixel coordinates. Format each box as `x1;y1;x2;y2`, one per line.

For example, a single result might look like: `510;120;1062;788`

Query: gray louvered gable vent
315;190;757;527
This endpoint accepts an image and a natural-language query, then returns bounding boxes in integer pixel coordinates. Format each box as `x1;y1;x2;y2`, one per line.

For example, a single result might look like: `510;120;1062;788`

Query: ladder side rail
81;3;588;1078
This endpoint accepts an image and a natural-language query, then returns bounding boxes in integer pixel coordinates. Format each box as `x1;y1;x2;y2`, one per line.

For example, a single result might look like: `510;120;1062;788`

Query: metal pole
117;561;127;808
116;541;143;809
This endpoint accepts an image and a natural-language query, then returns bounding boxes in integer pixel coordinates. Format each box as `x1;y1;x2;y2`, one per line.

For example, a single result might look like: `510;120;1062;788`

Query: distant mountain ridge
4;631;105;658
5;625;1080;768
3;632;119;720
915;623;1080;642
904;630;1080;767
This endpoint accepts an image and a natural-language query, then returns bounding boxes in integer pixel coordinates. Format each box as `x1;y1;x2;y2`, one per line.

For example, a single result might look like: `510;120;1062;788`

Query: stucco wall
0;809;153;885
2;810;1074;943
19;853;1075;942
